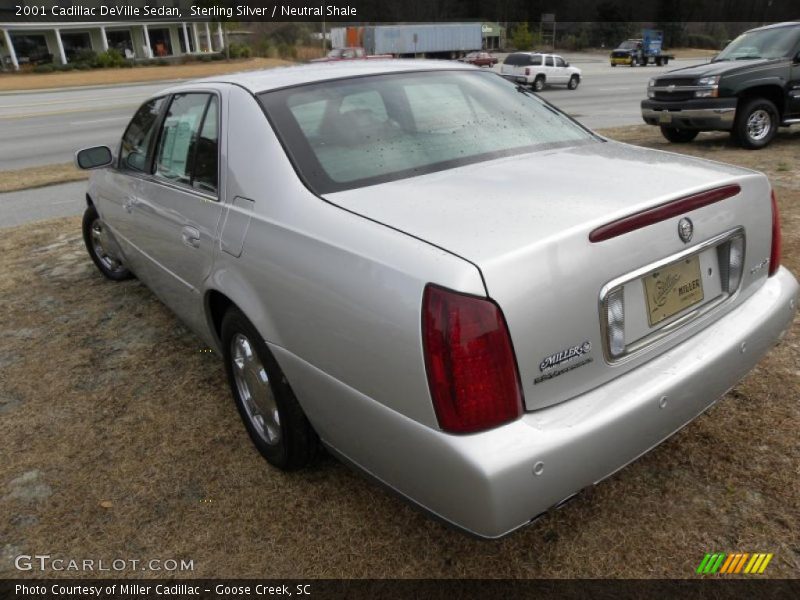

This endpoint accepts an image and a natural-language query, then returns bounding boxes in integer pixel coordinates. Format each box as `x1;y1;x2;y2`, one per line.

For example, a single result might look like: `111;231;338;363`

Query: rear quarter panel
208;85;486;430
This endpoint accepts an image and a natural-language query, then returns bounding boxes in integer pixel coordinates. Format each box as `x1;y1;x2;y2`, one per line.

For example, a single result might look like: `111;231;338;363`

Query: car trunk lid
324;141;774;411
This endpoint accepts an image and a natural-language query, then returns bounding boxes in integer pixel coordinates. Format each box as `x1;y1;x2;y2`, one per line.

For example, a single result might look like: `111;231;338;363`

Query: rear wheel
733;98;778;149
532;76;545;92
82;204;132;281
222;307;318;471
567;75;579;90
659;126;699;143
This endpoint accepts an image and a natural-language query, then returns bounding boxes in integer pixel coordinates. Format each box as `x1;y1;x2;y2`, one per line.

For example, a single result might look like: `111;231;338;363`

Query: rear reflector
589;184;741;243
422;285;523;434
769;189;781;277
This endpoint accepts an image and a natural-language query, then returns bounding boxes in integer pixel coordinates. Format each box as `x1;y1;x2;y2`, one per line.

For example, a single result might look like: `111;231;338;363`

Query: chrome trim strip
642;107;736;125
598;227;746;365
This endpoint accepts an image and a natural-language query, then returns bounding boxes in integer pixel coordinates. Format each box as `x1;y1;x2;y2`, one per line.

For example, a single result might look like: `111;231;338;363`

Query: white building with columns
0;20;225;70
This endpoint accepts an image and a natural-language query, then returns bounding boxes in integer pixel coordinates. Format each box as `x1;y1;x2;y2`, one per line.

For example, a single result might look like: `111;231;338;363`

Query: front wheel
82;204;132;281
567;75;580;90
659;126;699;143
733;98;778;149
222;307;319;471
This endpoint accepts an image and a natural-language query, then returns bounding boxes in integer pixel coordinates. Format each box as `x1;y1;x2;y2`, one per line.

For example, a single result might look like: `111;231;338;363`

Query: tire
659;126;700;143
82;204;132;281
663;57;669;65
222;307;319;471
733;98;779;150
611;63;617;67
567;75;579;90
532;76;545;92
630;57;636;67
655;57;662;66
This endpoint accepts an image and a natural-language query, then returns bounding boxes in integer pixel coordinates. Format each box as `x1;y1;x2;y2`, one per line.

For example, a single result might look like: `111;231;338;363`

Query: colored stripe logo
696;552;773;574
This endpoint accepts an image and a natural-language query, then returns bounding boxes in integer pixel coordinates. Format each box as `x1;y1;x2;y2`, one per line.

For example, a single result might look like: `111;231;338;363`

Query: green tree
510;22;534;51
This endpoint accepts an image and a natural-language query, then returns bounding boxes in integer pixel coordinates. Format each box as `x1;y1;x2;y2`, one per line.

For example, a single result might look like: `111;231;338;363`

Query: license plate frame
658;111;673;124
642;255;705;327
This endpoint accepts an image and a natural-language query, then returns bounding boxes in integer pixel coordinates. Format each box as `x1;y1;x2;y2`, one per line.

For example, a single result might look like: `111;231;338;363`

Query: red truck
311;47;393;62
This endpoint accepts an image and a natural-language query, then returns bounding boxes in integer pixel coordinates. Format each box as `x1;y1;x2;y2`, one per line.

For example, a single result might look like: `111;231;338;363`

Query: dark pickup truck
641;21;800;149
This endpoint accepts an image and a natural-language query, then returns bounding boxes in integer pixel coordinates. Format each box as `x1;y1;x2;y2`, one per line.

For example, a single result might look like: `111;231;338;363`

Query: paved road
0;181;87;228
0;55;711;172
0;81;174;170
490;56;709;129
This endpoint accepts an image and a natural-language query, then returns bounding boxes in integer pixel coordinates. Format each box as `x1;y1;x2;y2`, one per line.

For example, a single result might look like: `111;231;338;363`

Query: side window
530;55;542;66
545;56;554;67
193;96;219;194
119;97;165;172
154;93;217;193
555;57;566;67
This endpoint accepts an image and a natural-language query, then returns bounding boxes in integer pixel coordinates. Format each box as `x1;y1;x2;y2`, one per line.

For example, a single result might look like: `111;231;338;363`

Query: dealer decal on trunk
535;341;593;384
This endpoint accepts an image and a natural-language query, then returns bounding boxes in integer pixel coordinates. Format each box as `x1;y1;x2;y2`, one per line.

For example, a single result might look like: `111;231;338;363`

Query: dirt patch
0;58;293;92
0;163;88;194
0;132;798;578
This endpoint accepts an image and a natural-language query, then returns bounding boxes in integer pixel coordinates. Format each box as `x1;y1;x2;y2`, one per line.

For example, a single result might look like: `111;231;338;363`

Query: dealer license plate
643;255;704;326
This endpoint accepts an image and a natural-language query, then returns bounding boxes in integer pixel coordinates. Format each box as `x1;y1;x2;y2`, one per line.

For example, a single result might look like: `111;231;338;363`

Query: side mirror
75;145;113;170
795;51;800;63
565;62;570;67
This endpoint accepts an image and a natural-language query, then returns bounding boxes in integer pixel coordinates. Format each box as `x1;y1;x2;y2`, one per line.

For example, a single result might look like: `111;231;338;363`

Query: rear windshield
714;26;800;61
504;53;542;66
259;70;595;194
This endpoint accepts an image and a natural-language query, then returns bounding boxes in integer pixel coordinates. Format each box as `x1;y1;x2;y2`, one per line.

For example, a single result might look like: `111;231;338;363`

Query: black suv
641;21;800;149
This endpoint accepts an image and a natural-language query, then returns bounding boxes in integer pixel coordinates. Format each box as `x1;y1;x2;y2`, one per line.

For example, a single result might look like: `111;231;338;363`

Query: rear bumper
274;268;798;539
642;98;737;130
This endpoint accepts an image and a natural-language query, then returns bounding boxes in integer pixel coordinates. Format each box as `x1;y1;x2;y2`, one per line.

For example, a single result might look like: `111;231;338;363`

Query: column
99;26;108;51
204;22;212;52
216;22;224;51
182;23;191;54
192;23;199;53
142;24;153;58
2;29;19;70
54;28;67;65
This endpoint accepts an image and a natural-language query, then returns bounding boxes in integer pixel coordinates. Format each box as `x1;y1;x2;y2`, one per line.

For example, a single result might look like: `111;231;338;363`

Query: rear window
259;70;596;194
503;53;530;66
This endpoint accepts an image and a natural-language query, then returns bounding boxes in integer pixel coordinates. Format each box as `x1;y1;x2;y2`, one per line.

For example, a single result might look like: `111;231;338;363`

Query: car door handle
181;226;201;248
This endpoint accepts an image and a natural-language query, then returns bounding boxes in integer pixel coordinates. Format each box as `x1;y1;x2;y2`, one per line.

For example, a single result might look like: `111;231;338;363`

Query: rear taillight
769;189;781;277
525;67;530;76
422;285;523;434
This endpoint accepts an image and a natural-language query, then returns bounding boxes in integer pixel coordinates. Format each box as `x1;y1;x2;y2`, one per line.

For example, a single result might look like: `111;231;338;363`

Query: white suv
500;52;582;91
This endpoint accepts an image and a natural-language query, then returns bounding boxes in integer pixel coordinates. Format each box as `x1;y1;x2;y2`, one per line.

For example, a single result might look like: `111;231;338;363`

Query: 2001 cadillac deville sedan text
76;61;798;538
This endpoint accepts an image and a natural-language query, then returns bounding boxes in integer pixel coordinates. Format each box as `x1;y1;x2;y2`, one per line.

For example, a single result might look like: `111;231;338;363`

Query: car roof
747;21;800;32
181;59;476;94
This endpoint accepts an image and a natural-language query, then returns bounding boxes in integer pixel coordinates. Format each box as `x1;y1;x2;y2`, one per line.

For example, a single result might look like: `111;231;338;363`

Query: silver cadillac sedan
76;61;798;538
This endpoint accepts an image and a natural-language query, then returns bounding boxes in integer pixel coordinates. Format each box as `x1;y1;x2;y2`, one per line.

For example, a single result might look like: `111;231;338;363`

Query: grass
0;162;88;193
0;127;798;578
0;58;293;92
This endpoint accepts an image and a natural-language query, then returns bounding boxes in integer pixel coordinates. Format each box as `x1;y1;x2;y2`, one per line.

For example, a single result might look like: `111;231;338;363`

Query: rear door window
153;92;219;196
